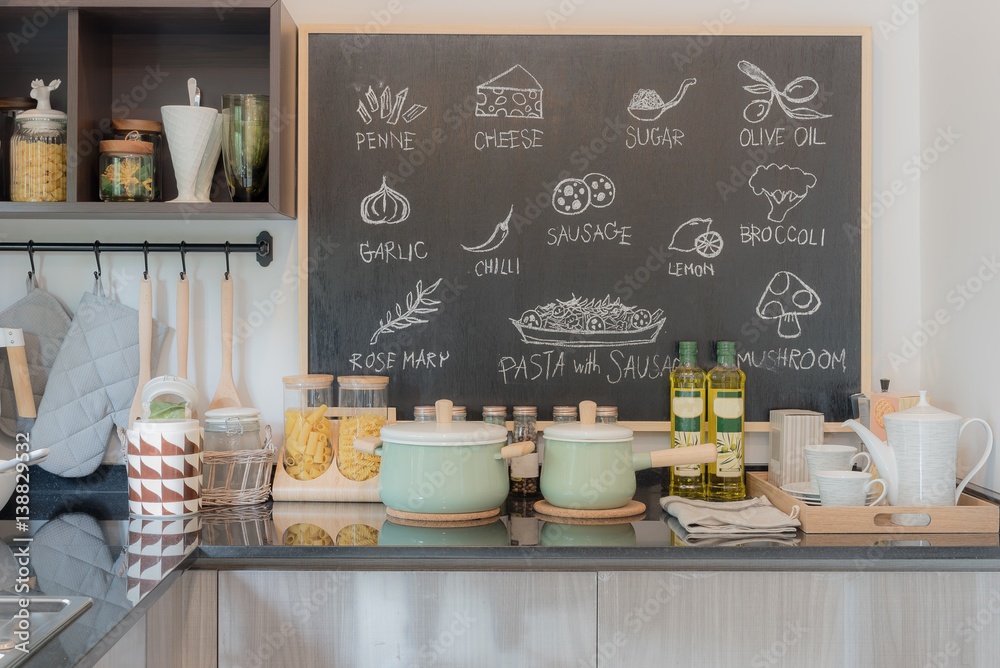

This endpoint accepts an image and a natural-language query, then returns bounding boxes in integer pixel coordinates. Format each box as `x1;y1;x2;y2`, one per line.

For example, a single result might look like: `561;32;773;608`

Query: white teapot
843;391;993;506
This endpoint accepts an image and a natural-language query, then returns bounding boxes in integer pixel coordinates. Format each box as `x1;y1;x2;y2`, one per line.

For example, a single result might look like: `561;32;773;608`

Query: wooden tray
270;408;396;503
748;471;1000;534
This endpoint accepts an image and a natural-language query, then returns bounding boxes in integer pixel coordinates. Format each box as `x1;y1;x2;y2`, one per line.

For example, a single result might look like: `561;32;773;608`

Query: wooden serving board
270;409;395;503
748;471;1000;534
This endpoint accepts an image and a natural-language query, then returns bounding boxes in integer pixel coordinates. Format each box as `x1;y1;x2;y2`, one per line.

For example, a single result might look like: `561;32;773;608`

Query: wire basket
202;425;276;506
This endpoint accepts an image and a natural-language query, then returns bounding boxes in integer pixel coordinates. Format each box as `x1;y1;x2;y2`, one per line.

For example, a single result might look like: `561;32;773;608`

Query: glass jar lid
338;375;389;389
100;139;153;154
282;374;334;388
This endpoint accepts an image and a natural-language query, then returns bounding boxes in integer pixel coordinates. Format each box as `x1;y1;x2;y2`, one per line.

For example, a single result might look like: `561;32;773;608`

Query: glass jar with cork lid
338;376;389;482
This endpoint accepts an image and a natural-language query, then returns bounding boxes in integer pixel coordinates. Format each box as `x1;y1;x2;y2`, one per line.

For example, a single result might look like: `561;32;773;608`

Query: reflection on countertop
4;472;1000;667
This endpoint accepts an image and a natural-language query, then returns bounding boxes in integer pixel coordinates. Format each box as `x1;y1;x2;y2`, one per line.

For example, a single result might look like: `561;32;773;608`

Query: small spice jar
452;406;467;421
282;374;334;481
99;140;154;202
553;405;578;423
482;406;508;428
510;406;539;496
596;406;619;424
413;405;436;422
10;82;67;202
112;118;163;201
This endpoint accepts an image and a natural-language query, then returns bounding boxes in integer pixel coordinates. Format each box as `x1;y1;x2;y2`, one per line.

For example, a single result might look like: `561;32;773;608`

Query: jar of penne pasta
337;376;389;482
282;374;335;481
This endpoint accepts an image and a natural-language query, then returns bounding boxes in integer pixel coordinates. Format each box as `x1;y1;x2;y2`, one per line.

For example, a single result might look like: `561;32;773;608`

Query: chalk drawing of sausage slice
552;178;591;215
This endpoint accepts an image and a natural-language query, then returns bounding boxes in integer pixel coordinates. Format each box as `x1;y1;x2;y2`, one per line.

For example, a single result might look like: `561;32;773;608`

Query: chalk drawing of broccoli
748;163;817;223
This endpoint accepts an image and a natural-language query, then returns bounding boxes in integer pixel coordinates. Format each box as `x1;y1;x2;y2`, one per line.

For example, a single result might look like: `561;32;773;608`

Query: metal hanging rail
0;231;273;267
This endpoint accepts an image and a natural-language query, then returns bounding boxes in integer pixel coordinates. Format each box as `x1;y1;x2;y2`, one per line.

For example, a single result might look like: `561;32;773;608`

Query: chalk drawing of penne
475;65;543;119
738;60;832;124
356;83;427;125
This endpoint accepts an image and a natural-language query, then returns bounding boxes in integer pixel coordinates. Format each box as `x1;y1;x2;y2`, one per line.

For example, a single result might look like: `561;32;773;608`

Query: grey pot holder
34;280;168;477
0;276;72;437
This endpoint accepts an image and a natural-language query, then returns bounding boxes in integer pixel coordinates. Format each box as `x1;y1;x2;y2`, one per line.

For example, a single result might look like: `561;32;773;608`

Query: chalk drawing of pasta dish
511;295;665;348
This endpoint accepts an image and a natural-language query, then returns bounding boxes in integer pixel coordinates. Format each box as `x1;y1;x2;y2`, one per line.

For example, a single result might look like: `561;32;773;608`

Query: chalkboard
300;28;871;425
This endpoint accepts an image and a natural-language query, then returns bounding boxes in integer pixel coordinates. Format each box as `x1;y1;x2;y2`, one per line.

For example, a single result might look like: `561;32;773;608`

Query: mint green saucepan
540;401;717;510
355;400;533;514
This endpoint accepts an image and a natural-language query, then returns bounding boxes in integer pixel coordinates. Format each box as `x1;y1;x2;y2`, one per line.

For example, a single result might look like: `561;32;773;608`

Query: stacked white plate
781;482;880;506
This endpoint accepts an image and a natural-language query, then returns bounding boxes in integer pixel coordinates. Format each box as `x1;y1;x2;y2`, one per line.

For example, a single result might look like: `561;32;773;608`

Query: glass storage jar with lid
413;405;435;422
553;405;578;423
338;376;389;481
282;374;335;481
99;140;155;202
112;118;163;200
596;406;619;423
0;97;34;201
10;80;66;202
204;407;262;451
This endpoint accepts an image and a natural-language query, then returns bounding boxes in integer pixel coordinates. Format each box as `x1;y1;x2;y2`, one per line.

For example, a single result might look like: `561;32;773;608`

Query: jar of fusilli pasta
282;375;335;481
337;376;388;481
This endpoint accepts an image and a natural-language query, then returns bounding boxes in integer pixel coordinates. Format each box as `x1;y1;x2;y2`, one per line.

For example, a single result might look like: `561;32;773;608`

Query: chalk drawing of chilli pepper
462;205;512;253
738;60;833;124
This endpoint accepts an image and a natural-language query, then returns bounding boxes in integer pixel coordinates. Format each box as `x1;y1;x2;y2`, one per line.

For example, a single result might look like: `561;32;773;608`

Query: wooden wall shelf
0;1;296;220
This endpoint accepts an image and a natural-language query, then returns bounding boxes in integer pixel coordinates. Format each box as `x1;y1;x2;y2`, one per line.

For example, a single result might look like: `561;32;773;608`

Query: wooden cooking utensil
2;328;36;419
128;275;153;426
209;274;241;410
176;274;189;379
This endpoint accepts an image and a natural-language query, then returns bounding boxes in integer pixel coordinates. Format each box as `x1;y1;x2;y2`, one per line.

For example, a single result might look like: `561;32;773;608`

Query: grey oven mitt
30;514;132;652
0;276;72;437
33;280;168;477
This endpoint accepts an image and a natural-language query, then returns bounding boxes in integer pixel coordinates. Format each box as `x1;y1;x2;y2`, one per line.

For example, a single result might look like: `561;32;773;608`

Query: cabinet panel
597;571;857;668
219;570;597;668
598;571;1000;668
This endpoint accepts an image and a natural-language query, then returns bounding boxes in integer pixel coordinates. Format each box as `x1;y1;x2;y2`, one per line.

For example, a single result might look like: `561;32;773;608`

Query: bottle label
711;389;744;477
671;389;703;476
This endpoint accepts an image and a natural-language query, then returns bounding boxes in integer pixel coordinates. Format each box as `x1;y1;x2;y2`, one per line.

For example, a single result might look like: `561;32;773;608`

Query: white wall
0;0;926;475
920;3;1000;492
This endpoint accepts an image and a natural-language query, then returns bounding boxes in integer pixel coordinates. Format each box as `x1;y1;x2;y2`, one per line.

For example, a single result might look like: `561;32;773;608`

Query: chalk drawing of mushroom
749;164;817;223
668;217;724;258
756;271;821;339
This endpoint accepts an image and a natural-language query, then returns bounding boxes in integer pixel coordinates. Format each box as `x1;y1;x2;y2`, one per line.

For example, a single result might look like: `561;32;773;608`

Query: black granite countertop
7;468;1000;666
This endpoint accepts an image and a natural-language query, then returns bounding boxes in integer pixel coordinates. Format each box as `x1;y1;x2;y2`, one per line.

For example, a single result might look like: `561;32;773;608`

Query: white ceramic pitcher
843;391;993;506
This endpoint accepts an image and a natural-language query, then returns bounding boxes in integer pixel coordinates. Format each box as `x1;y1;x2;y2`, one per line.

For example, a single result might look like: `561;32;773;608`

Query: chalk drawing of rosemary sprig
370;278;444;345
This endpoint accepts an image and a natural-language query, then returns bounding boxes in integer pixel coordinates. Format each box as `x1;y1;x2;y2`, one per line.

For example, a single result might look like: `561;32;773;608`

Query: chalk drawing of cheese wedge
475;64;543;119
713;397;745;419
672;397;705;419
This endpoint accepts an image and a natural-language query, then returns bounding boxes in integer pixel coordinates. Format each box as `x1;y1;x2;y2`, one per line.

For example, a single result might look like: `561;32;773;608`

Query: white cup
816;470;887;507
804;444;871;489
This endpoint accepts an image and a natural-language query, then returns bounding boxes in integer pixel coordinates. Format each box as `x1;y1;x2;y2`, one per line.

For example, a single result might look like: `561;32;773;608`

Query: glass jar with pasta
282;374;335;481
337;376;388;482
10;103;67;202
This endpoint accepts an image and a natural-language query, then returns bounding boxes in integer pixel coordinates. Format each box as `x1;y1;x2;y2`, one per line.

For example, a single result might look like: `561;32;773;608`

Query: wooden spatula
128;275;153;426
209;274;241;410
177;274;189;379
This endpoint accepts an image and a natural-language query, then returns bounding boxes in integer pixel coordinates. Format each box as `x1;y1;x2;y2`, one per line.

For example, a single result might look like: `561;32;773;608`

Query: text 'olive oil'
707;341;746;501
668;341;706;499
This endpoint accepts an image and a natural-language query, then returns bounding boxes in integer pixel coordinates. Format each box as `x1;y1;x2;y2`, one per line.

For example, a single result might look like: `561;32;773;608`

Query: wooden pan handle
649;443;717;468
6;344;35;419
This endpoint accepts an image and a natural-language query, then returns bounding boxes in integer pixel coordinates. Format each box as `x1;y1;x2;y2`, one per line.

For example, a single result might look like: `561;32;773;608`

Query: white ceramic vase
161;105;222;203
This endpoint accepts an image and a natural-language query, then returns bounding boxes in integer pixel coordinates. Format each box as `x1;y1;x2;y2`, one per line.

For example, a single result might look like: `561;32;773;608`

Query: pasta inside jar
338;414;385;481
282;405;334;480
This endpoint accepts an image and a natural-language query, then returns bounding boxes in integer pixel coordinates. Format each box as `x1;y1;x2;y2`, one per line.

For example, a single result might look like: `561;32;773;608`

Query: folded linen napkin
666;516;801;547
660;495;800;536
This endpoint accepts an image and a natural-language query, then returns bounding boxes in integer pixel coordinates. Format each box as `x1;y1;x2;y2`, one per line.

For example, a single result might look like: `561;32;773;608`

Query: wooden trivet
386;515;500;529
532;499;646;519
533;512;646;526
385;506;500;522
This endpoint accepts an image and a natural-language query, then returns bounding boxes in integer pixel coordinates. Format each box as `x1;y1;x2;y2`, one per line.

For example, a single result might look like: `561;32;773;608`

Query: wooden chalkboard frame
297;24;872;432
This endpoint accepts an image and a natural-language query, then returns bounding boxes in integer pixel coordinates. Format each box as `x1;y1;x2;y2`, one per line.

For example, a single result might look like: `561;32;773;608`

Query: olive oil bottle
706;341;746;501
668;341;706;499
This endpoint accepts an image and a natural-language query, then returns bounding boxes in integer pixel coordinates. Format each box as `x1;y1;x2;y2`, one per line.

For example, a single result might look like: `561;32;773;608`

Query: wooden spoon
128;275;153;426
209;274;241;410
176;274;189;379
